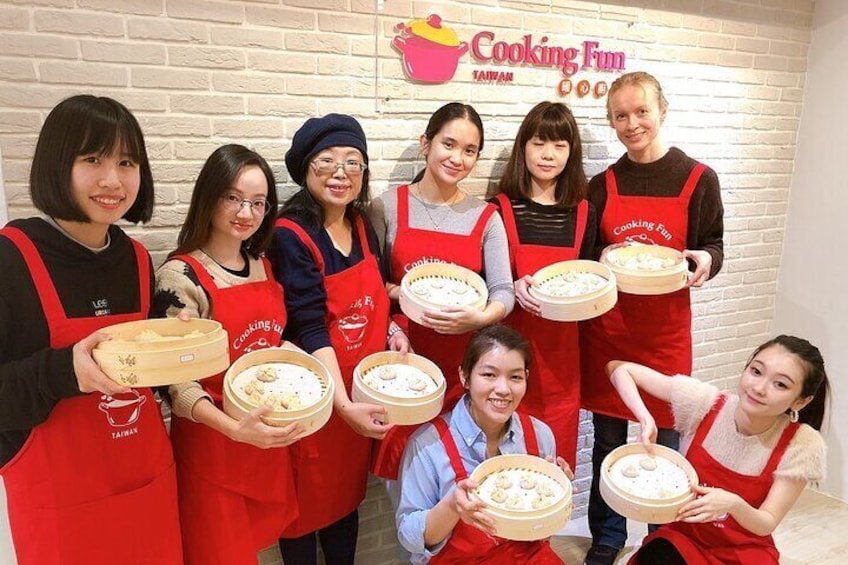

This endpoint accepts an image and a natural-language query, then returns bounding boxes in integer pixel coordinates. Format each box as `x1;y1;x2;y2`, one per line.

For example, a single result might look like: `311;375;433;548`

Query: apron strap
1;227;150;324
350;211;375;261
432;416;469;483
605;168;620;198
471;203;497;240
171;254;222;304
678;163;707;204
572;199;589;253
691;393;728;448
275;218;326;276
517;412;540;456
494;194;519;272
762;421;801;476
397;184;411;233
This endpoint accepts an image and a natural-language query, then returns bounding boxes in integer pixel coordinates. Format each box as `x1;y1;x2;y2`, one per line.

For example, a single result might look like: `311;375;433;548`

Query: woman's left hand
388;329;411;354
546;455;575;481
676;484;741;523
684;249;712;288
419;306;487;335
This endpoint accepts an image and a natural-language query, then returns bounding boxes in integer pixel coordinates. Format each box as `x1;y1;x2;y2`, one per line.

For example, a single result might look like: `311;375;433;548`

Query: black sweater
587;147;724;279
0;218;153;466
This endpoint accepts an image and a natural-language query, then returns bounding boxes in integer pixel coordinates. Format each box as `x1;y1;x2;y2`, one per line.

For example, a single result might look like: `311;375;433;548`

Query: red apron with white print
428;412;563;564
580;164;705;428
496;194;587;470
371;185;497;480
0;226;182;565
275;214;390;536
168;254;297;564
630;395;798;565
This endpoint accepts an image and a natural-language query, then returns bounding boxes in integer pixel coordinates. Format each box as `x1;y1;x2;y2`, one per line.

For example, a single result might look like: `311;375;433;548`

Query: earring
789;409;799;423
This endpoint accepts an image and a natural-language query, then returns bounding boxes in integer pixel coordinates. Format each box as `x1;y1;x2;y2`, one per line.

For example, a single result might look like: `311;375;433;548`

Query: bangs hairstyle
606;71;669;123
488;101;587;208
172;144;278;259
460;325;532;378
30;94;154;224
412;102;484;184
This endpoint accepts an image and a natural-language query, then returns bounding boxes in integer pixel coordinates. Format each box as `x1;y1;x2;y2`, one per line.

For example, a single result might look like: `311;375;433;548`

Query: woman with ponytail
607;335;829;565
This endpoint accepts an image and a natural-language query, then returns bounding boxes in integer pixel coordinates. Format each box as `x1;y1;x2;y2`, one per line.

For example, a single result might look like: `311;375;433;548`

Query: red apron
275;214;390;536
168;254;297;564
0;226;182;565
428;412;563;564
580;164;705;428
496;194;587;469
631;395;797;564
371;185;497;479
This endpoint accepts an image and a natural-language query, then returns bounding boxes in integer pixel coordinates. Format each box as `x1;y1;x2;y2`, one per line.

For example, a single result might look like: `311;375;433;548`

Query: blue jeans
588;413;680;549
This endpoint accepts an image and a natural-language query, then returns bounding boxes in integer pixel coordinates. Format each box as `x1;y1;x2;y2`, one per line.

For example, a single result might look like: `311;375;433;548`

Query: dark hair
460;325;532;378
172;144;278;259
411;102;484;184
30;94;154;223
488;101;587;208
278;169;371;230
747;335;830;430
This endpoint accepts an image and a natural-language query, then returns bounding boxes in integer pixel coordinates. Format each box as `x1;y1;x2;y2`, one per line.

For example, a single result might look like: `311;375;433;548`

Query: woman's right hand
72;332;128;396
639;415;658;455
514;275;541;316
453;478;496;535
339;401;393;439
229;406;303;449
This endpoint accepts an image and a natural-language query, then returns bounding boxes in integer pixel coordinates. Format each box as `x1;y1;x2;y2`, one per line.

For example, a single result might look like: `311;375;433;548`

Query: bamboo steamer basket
92;318;229;387
352;351;445;425
603;244;688;295
600;443;698;524
222;347;334;439
399;263;488;325
470;454;573;541
528;260;618;322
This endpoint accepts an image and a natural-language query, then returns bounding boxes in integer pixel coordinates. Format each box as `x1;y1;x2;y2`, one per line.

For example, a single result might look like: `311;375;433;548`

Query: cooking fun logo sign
391;14;625;95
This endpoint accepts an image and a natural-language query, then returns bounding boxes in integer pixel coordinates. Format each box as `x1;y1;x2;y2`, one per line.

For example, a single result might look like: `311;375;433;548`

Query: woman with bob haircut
272;114;408;564
0;94;182;564
153;144;300;564
487;101;596;470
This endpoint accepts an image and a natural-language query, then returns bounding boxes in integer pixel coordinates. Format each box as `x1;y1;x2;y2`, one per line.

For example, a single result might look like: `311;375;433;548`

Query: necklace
412;183;462;229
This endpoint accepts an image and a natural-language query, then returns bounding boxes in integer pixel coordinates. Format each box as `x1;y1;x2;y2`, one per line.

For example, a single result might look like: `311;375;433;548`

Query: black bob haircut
29;94;154;224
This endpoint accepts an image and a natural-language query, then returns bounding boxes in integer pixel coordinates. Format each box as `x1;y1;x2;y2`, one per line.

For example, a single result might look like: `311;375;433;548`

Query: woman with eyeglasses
271;114;409;564
153;144;300;564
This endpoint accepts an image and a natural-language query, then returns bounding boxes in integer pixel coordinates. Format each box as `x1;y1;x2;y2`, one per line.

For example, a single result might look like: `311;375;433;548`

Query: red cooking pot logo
98;390;146;427
393;15;468;83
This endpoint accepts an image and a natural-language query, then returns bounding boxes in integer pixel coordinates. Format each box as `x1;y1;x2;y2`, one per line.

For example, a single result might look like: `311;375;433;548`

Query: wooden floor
260;487;847;564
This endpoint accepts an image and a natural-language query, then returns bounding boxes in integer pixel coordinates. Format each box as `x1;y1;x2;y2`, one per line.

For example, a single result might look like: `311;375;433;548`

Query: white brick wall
0;0;816;562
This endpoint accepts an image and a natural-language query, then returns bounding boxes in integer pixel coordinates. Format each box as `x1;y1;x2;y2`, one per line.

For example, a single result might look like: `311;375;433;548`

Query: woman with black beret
271;114;410;564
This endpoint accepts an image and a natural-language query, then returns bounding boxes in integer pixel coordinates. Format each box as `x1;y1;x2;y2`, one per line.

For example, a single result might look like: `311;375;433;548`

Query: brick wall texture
0;0;816;563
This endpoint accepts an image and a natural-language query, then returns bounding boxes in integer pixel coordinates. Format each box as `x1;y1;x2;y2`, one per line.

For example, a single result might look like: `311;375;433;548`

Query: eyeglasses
219;193;271;216
310;158;368;176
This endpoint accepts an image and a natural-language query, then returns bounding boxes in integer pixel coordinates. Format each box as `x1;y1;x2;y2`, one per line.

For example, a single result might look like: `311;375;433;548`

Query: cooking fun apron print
371;185;497;480
0;226;182;565
580;164;705;428
631;395;799;565
496;195;588;469
276;214;390;536
168;254;297;564
427;413;563;565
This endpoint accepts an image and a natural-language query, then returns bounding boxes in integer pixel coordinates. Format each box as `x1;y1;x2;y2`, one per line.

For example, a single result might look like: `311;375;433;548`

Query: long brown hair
172;144;278;259
411;102;484;184
489;101;587;208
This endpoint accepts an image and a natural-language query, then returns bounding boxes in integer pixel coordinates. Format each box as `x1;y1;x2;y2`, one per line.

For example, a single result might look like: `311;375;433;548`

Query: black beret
285;113;368;186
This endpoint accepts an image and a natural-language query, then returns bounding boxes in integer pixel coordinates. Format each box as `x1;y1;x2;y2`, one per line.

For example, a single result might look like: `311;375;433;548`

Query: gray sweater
367;186;515;314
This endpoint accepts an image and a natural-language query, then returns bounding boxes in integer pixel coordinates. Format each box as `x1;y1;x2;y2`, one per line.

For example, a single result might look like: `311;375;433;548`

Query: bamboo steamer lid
352;351;445;425
92;318;229;387
222;347;334;439
600;443;698;524
528;260;618;322
470;454;573;541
